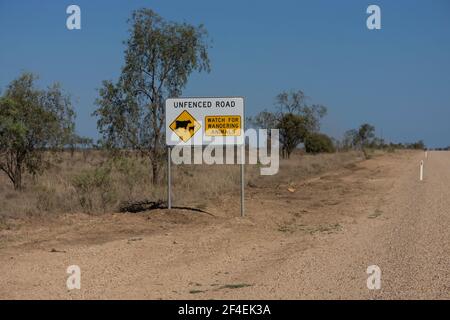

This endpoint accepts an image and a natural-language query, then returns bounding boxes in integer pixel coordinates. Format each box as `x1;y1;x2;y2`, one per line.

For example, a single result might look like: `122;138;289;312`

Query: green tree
277;113;309;158
304;132;335;154
357;123;376;148
0;73;76;190
94;9;210;184
249;90;327;158
344;124;376;150
275;90;327;133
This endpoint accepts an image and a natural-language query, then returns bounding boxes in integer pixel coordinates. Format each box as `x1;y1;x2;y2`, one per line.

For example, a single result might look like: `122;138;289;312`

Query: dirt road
245;150;450;299
0;151;448;299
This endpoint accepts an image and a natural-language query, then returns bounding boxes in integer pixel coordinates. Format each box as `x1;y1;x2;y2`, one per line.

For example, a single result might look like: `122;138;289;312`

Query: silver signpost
240;144;245;217
165;97;245;217
167;146;172;209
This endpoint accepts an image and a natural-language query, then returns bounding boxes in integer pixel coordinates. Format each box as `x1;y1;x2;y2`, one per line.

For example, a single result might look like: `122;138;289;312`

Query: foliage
342;129;358;150
342;123;426;153
249;90;327;158
35;184;57;212
275;90;327;133
277;113;309;158
357;123;376;147
343;123;375;149
0;73;76;190
67;134;93;151
248;110;278;131
405;140;425;150
304;133;335;154
94;8;211;184
112;155;146;200
344;123;375;150
71;165;115;213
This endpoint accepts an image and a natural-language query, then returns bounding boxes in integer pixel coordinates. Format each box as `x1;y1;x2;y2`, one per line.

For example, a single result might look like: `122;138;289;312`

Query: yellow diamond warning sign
205;115;241;136
169;110;201;142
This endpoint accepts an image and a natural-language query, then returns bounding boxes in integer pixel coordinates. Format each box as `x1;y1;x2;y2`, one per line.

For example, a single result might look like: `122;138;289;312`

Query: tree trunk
151;160;159;185
13;164;22;191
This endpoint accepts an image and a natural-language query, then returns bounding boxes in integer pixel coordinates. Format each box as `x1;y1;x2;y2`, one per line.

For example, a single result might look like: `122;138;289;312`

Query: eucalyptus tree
0;73;75;190
94;9;211;184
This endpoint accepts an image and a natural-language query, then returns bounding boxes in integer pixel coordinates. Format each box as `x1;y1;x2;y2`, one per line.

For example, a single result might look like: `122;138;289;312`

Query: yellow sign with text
205;115;241;136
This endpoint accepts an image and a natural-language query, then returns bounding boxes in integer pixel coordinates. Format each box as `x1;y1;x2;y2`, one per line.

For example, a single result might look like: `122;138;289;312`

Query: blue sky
1;0;449;147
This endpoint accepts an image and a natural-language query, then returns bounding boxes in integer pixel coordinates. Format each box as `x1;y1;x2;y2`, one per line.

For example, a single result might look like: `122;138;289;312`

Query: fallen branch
119;200;214;216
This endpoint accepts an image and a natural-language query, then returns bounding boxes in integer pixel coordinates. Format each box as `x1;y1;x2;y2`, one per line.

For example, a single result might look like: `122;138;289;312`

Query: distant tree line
342;125;426;151
340;124;426;157
248;92;428;160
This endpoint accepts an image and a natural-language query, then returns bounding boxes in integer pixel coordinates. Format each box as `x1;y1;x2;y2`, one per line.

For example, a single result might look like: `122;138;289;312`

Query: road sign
165;96;246;217
165;97;244;146
169;110;201;142
205;115;242;136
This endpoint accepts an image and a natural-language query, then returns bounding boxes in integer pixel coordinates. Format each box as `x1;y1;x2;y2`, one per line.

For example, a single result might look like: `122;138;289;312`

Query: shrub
36;185;57;212
71;165;115;213
112;155;146;200
305;133;335;154
362;147;371;159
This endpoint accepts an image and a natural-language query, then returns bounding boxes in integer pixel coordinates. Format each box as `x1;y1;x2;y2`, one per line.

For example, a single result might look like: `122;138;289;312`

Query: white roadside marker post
420;160;424;181
425;151;428;159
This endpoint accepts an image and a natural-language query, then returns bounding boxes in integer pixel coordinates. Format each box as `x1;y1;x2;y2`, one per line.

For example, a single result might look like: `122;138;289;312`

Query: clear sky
1;0;449;147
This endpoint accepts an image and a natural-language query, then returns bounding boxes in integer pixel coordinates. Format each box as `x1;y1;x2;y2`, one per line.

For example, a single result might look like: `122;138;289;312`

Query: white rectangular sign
165;97;244;146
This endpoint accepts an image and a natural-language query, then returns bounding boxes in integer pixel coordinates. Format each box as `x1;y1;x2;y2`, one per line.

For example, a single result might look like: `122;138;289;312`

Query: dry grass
0;149;365;220
250;150;364;189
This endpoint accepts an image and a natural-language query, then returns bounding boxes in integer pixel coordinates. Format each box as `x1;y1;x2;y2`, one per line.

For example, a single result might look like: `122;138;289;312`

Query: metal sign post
240;144;245;217
167;146;172;209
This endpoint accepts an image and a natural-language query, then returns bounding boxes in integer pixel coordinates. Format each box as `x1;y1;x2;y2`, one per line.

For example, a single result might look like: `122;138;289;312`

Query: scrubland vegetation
0;149;367;221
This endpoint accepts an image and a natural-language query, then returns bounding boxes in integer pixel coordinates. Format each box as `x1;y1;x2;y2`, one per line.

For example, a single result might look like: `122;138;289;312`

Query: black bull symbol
175;120;195;132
